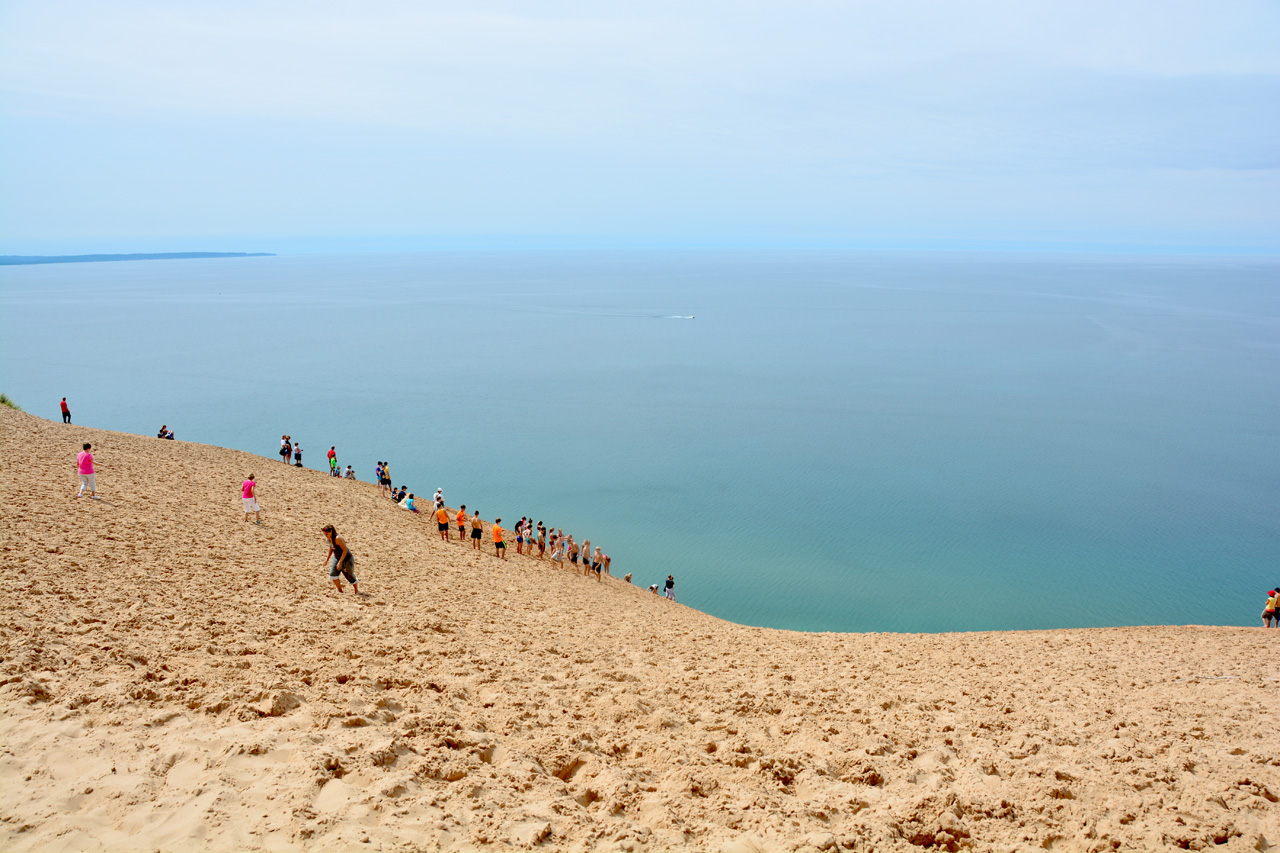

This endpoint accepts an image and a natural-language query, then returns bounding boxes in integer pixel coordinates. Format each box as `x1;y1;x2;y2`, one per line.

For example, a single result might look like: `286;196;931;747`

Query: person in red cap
1264;590;1278;628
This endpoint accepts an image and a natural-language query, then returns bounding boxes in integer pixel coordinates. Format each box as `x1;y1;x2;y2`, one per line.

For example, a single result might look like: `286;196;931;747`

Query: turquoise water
2;251;1277;632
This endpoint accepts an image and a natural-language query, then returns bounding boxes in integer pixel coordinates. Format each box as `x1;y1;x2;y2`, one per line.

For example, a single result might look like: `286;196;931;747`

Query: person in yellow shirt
492;518;506;559
435;505;451;541
456;505;468;543
1264;589;1278;628
470;511;483;551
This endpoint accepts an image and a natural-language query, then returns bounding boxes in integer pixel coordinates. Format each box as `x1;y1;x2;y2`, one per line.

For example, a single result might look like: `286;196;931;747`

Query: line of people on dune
370;462;676;599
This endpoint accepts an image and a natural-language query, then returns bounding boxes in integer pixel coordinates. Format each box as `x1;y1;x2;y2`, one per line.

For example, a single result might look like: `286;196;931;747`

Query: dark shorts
570;554;579;563
516;536;524;543
328;555;357;584
471;528;482;539
538;541;545;553
438;522;449;532
496;541;505;549
592;562;601;572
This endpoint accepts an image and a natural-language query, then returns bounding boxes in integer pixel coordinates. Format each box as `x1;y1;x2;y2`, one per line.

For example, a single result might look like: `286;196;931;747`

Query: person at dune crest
492;518;506;559
1264;590;1278;628
322;524;359;595
470;511;483;551
436;504;451;539
60;397;71;423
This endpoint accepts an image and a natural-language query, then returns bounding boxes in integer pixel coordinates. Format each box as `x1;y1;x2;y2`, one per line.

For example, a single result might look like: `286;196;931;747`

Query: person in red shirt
60;397;71;423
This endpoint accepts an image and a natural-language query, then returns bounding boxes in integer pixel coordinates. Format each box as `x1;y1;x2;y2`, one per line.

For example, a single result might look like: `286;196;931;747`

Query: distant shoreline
0;252;275;266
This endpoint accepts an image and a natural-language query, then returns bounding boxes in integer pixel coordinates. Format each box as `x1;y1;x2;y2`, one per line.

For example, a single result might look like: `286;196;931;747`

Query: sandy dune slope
1;407;1276;852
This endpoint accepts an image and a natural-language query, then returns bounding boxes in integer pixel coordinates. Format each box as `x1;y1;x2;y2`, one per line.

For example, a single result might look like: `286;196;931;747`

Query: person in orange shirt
456;505;468;543
435;504;451;540
492;518;506;559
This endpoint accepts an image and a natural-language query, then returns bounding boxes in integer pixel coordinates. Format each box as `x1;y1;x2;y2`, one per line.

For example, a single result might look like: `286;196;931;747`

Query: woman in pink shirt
242;474;261;523
76;442;100;499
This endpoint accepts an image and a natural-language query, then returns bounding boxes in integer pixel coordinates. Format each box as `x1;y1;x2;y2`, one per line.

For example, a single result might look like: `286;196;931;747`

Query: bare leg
333;579;345;593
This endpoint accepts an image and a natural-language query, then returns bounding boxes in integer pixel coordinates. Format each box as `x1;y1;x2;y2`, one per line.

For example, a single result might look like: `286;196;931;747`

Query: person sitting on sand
394;485;407;504
241;473;261;523
321;524;359;595
623;572;632;584
403;493;418;512
344;465;355;479
436;504;451;540
470;511;483;551
158;425;168;438
1265;590;1278;628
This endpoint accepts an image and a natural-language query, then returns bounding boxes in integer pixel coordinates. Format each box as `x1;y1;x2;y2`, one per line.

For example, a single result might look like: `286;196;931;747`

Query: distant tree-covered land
0;252;275;265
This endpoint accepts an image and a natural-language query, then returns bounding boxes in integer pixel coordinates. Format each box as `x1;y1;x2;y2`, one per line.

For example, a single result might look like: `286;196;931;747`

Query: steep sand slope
1;407;1276;852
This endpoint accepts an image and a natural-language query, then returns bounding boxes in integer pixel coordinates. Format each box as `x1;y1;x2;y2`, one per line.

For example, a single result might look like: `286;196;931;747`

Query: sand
1;406;1276;852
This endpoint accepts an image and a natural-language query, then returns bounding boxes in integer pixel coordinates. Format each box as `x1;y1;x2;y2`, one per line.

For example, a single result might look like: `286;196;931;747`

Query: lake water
2;251;1277;632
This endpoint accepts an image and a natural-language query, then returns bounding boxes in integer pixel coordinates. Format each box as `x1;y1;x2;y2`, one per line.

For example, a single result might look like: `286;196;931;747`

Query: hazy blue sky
1;1;1277;253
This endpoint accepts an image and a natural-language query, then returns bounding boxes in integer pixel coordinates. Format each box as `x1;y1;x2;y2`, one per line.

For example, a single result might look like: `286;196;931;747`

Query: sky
1;0;1277;254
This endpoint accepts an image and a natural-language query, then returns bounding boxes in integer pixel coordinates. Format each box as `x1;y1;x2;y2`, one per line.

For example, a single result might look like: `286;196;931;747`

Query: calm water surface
2;251;1277;632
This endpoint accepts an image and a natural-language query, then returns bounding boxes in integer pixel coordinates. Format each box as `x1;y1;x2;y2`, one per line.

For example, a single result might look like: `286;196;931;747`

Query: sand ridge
1;406;1277;852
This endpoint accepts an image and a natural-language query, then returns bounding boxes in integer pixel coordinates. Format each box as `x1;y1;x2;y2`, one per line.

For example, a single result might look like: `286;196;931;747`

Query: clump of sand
1;406;1276;852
